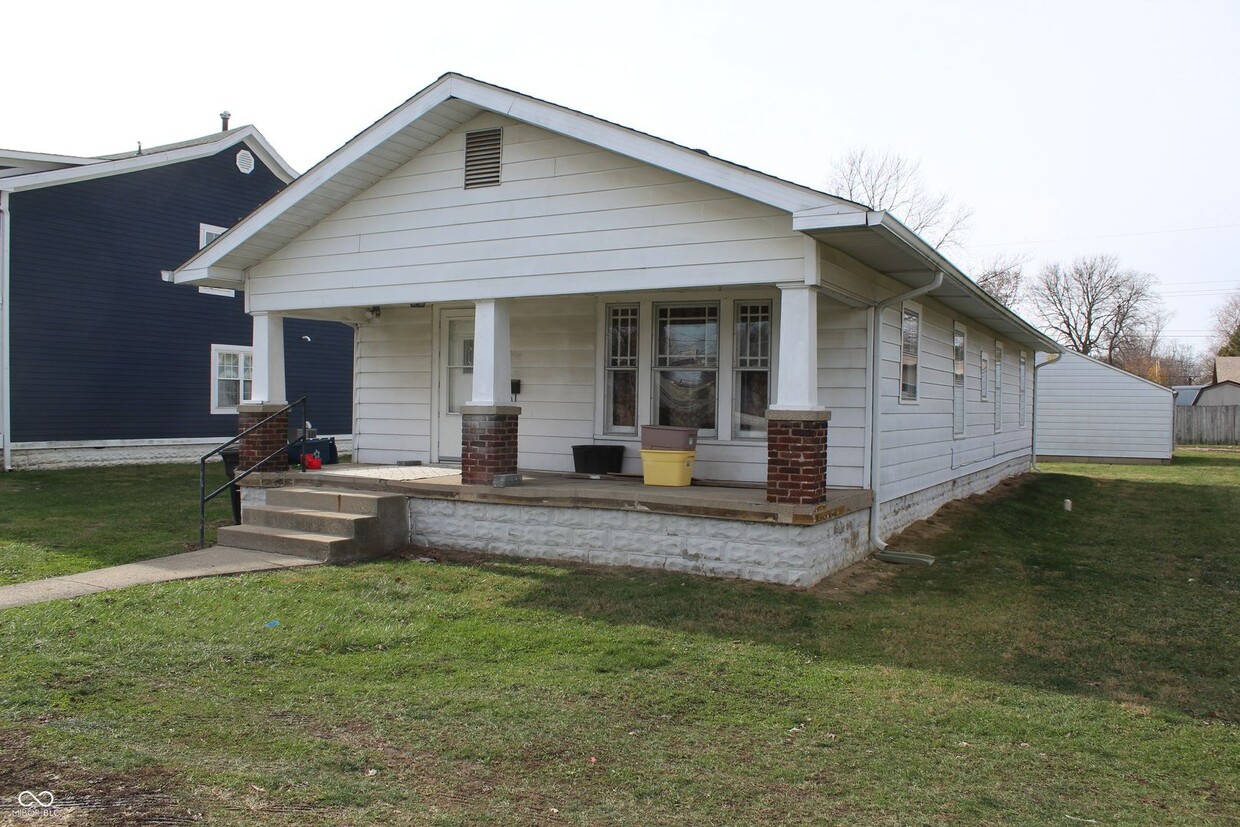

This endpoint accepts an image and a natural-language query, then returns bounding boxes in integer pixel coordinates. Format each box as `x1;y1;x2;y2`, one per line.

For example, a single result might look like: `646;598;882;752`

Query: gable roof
0;126;297;192
1194;379;1240;403
171;72;1059;352
1215;356;1240;383
1052;350;1174;395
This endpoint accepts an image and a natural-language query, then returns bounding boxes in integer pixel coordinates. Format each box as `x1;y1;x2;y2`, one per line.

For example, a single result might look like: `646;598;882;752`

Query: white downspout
1030;352;1062;472
1;190;11;471
868;271;943;551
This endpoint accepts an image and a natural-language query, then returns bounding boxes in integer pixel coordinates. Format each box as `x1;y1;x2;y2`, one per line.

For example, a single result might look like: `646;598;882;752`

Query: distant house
1194;380;1240;407
1213;356;1240;384
0;127;355;470
1035;351;1173;464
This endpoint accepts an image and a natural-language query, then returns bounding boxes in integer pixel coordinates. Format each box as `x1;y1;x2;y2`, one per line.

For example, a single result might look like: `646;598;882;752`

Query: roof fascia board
175;265;244;287
0;150;101;166
0;127;287;192
238;130;299;183
172;79;460;282
870;213;1062;352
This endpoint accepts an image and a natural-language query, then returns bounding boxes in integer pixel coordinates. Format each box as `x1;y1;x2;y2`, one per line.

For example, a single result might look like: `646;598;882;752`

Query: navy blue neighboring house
0;127;354;470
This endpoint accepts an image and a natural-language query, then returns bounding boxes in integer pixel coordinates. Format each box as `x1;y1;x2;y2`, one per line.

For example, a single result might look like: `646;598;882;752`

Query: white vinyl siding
1035;351;1173;461
876;298;1033;503
244;114;806;313
816;296;868;489
353;309;433;464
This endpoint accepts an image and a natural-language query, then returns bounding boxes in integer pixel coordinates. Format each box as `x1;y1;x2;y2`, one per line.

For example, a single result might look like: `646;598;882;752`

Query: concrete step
217;524;351;562
266;487;397;516
243;504;371;538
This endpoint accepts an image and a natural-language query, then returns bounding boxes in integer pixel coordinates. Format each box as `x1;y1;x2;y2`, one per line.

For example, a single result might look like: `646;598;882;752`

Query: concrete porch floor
241;463;873;526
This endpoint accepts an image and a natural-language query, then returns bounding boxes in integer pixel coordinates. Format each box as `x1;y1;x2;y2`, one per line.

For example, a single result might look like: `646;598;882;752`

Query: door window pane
447;319;474;414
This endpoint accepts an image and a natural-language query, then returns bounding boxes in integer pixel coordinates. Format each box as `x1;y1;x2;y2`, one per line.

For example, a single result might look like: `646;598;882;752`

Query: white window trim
210;344;253;414
593;289;779;444
994;342;1004;433
980;346;990;402
898;301;922;404
952;321;967;438
198;223;235;297
1019;350;1028;428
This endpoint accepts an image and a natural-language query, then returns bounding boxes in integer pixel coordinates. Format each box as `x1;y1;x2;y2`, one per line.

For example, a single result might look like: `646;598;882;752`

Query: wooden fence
1175;405;1240;445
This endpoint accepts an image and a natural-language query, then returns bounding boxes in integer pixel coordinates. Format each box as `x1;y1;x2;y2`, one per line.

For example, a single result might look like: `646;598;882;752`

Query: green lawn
0;463;236;586
0;451;1237;825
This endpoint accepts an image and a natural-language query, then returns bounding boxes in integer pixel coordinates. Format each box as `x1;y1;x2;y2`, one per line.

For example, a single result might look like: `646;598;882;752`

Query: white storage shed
1035;351;1173;464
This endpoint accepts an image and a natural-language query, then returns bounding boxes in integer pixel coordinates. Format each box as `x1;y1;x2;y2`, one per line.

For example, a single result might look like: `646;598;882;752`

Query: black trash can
571;444;625;474
220;448;242;525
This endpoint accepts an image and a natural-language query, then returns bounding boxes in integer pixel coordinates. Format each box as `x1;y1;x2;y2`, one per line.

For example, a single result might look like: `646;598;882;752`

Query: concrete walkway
0;547;321;610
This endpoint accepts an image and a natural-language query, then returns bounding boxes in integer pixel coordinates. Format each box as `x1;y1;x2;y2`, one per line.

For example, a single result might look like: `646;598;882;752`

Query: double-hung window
654;303;719;434
952;323;967;436
980;347;990;401
198;223;235;297
900;304;921;402
733;301;771;438
211;344;252;414
1019;351;1028;427
994;343;1004;433
604;305;640;433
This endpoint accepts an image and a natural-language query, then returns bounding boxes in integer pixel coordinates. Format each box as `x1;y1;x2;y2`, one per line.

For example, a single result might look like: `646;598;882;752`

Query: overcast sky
7;1;1237;352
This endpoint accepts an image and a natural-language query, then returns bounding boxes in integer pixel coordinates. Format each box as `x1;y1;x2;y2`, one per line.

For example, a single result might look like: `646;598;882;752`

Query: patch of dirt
0;729;198;826
808;557;895;600
887;472;1035;550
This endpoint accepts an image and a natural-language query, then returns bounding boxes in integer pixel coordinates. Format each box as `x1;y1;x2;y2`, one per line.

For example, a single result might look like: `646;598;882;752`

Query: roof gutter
868;270;944;552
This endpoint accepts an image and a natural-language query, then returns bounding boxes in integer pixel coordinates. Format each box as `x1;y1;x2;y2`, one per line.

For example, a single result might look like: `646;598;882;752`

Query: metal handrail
199;397;307;548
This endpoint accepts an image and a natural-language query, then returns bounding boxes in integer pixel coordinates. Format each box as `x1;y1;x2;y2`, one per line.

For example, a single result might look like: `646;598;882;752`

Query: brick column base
766;409;831;505
238;403;291;473
461;405;521;486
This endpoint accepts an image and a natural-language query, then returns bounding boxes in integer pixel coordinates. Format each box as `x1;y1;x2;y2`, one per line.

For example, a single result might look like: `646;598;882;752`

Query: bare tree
972;251;1028;307
1031;254;1160;363
1209;290;1240;356
827;148;972;249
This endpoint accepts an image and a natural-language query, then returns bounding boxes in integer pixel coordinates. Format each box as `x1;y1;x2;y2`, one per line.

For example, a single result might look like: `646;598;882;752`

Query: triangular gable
173;73;863;286
0;126;297;192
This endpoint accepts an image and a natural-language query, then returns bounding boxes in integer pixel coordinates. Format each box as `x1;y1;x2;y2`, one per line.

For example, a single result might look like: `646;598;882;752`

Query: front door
437;311;475;461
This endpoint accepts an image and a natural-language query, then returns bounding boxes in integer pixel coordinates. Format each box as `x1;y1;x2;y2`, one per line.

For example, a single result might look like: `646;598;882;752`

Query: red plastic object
305;455;323;470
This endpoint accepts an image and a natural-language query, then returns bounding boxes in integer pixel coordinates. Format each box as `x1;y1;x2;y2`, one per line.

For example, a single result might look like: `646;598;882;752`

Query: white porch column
771;283;823;411
247;311;287;405
467;299;512;406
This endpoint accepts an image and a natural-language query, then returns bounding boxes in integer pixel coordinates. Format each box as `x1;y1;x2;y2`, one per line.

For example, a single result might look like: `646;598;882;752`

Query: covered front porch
236;281;847;509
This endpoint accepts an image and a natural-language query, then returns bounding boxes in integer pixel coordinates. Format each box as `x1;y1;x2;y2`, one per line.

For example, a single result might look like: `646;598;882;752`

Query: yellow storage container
640;449;695;487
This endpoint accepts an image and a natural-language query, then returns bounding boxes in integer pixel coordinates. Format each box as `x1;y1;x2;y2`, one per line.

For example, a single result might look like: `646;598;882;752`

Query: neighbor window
198;223;235;297
733;301;771;438
953;323;967;437
900;304;920;402
654;303;719;434
1019;351;1028;427
605;304;640;433
994;343;1004;433
211;345;252;414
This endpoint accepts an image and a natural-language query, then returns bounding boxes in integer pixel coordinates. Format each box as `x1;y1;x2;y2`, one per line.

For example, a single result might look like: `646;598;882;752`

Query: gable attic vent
464;128;502;189
235;149;255;174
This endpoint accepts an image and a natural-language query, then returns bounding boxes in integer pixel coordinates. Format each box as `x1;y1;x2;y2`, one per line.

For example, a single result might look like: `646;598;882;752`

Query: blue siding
9;145;354;442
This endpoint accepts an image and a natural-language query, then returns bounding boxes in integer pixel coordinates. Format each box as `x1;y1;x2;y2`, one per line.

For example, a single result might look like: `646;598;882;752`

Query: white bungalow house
171;74;1060;585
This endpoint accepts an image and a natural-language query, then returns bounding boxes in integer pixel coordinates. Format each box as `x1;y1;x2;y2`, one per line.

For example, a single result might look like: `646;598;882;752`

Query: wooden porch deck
245;464;873;527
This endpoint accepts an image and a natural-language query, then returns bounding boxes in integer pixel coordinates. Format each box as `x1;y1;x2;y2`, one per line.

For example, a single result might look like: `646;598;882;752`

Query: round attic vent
235;149;255;174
